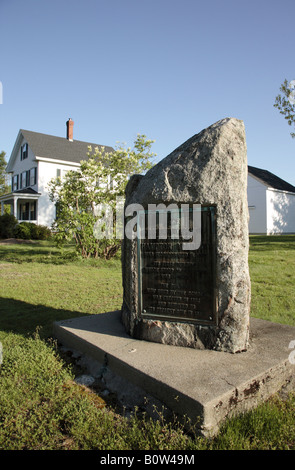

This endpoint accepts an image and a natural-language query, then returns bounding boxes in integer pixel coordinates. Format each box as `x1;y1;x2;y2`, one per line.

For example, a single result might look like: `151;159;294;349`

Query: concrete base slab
53;312;295;436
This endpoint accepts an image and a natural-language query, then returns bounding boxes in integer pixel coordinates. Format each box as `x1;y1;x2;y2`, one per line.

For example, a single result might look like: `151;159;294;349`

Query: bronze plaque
138;206;217;324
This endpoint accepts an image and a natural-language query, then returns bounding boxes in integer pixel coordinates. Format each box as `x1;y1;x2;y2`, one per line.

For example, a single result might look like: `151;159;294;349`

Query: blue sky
0;0;294;184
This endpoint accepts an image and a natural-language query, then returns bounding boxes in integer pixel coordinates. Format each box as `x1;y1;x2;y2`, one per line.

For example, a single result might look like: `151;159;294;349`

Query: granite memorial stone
121;118;251;353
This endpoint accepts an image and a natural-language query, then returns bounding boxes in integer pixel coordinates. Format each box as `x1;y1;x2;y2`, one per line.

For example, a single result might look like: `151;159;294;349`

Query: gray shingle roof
21;129;114;164
248;165;295;193
14;188;41;195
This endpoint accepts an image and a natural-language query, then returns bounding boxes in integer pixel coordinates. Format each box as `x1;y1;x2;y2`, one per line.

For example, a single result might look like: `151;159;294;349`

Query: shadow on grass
0;242;78;265
0;297;90;339
0;241;121;266
249;235;295;251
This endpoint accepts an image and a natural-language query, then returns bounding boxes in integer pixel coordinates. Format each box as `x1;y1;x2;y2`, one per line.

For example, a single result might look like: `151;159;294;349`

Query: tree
48;134;155;259
0;151;10;196
274;79;295;138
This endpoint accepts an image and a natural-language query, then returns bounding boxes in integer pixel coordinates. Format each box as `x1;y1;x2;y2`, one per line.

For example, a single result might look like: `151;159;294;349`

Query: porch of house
0;189;41;224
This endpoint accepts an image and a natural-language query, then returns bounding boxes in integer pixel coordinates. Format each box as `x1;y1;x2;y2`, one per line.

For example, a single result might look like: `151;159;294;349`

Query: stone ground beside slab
53;311;295;436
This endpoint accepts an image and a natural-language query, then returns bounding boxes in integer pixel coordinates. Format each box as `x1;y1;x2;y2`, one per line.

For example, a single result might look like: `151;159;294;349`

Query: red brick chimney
66;118;74;141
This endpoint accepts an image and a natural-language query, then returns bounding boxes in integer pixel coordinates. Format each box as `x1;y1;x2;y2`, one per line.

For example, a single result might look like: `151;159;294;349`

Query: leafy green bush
31;224;51;240
13;222;32;239
0;213;18;239
12;222;52;240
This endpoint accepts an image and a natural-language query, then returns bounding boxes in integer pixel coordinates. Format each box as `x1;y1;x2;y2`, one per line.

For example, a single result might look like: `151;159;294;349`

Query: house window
56;168;68;179
55;202;61;220
20;172;25;189
30;167;37;186
19;203;29;221
21;143;28;161
12;175;19;191
30;201;36;220
20;171;30;189
18;202;36;221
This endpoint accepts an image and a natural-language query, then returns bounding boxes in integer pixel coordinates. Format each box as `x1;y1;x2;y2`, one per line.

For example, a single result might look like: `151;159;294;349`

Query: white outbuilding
248;165;295;234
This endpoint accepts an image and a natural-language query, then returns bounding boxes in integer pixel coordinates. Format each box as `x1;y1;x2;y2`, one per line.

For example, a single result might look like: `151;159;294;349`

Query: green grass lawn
249;235;295;325
0;236;294;450
0;241;122;338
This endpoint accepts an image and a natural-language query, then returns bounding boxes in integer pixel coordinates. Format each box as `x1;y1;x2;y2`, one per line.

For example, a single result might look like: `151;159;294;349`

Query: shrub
13;222;52;240
0;213;18;239
31;224;51;240
13;223;31;240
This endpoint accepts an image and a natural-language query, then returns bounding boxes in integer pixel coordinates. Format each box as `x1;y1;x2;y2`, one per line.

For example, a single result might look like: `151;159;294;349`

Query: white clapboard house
247;166;295;234
0;119;114;228
1;120;295;234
